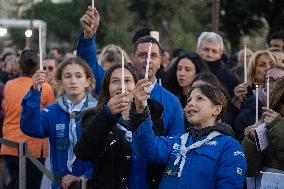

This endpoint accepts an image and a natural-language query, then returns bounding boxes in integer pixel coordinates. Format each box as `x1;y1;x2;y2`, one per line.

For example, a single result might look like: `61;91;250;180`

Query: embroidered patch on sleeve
236;167;243;176
234;151;245;157
205;140;217;146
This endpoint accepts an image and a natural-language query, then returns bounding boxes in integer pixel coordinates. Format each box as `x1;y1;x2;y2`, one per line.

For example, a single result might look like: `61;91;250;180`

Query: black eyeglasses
43;66;54;72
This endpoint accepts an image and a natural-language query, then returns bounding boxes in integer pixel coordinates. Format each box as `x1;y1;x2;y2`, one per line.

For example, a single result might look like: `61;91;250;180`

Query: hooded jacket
20;88;96;189
131;107;247;189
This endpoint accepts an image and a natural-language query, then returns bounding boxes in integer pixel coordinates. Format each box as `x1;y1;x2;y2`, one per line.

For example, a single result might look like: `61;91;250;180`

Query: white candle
256;84;259;123
244;45;247;83
121;51;125;94
145;42;152;79
266;76;270;108
39;25;43;70
91;0;94;29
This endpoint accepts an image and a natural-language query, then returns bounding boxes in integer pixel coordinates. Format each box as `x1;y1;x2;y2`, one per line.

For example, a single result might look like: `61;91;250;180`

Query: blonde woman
234;50;280;109
99;44;131;70
248;50;279;86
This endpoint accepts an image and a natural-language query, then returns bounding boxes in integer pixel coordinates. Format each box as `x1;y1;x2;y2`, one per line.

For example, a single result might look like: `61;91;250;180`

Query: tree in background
130;0;210;51
21;0;136;53
4;0;284;55
258;0;284;39
94;0;137;51
219;0;284;52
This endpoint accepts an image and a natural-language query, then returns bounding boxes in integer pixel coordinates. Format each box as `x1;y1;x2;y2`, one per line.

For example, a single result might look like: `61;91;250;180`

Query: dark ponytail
19;49;39;77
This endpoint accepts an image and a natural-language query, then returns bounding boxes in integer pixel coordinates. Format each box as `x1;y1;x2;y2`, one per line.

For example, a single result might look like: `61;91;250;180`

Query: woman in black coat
74;64;165;189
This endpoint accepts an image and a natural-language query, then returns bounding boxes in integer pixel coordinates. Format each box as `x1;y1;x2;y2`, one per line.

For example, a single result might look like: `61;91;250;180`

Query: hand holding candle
80;3;100;38
32;70;46;91
133;79;151;113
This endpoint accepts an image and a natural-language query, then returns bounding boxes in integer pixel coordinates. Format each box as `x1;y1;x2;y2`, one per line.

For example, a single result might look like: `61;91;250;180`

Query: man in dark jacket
196;32;239;97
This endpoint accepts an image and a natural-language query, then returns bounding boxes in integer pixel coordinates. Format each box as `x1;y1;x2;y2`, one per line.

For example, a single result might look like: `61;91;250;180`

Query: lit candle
255;84;259;123
266;76;269;108
39;25;43;70
121;51;125;93
145;43;152;79
244;45;247;83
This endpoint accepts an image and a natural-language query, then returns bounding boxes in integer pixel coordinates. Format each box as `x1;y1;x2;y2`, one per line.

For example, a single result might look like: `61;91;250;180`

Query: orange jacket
1;77;55;158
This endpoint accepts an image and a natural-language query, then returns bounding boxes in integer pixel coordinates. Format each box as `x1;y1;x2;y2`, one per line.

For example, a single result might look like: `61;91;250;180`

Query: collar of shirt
149;80;157;93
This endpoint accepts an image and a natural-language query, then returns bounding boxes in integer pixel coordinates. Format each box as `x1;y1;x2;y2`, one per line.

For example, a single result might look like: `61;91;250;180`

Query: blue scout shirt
20;88;95;189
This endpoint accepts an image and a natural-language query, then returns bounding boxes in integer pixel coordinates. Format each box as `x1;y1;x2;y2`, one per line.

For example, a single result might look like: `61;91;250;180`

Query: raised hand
262;107;280;125
80;6;100;38
32;69;46;91
61;174;80;189
233;82;249;108
107;92;131;115
244;123;259;139
133;79;151;113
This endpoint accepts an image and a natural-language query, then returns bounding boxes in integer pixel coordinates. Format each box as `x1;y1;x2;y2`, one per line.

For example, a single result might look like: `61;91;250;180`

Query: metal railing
0;137;88;189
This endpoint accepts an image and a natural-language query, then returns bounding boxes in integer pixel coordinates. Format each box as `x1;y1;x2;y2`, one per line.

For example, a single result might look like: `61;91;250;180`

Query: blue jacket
133;116;247;189
76;34;105;96
76;34;184;136
20;88;96;189
76;35;185;188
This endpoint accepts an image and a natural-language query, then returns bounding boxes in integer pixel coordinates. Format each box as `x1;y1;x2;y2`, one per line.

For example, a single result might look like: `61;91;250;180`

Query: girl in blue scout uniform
74;64;165;189
130;81;247;189
20;57;97;189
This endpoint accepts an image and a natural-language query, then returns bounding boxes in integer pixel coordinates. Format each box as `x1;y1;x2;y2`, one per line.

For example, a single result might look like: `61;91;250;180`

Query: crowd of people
0;5;284;189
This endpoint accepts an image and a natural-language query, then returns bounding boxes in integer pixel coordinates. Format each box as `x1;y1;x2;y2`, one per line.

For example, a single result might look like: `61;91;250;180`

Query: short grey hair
197;32;224;53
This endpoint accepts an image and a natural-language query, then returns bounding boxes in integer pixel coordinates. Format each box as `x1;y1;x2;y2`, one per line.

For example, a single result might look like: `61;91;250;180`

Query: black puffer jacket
74;99;165;189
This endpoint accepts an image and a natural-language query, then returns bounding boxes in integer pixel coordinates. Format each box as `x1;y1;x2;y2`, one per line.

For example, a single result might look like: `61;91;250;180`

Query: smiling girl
20;57;97;189
130;83;247;189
